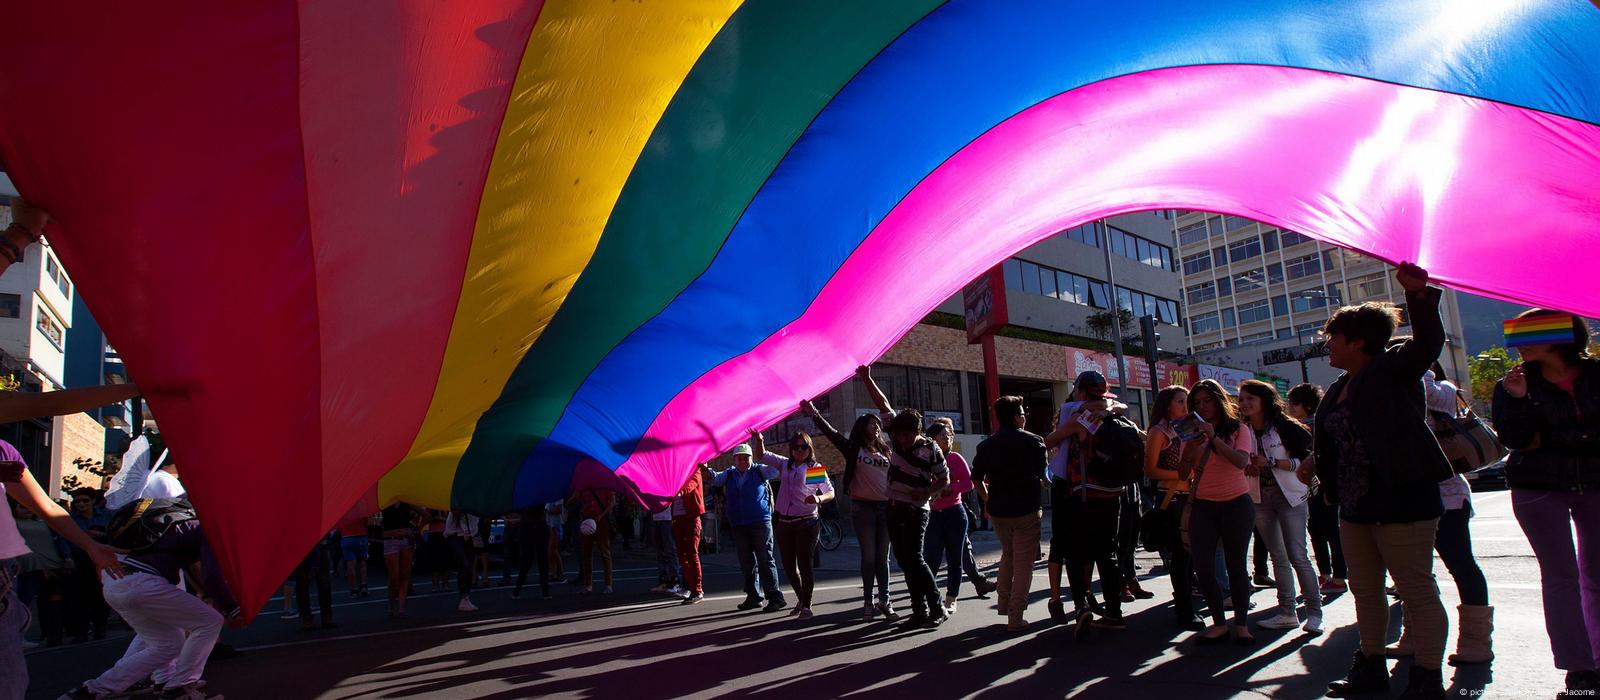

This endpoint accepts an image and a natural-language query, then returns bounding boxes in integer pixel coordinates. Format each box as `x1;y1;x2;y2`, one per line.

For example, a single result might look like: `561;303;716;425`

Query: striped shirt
887;436;949;510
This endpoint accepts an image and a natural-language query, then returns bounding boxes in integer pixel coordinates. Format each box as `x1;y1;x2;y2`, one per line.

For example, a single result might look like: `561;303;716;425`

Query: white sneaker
1303;615;1324;635
1258;612;1301;629
457;598;478;612
667;585;687;597
944;595;958;613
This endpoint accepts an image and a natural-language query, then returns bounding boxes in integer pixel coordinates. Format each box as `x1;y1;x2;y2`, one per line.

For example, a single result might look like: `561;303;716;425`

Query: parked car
1464;457;1508;491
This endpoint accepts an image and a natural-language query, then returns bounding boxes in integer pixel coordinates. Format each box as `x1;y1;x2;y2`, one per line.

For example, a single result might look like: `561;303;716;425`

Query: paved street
25;488;1565;699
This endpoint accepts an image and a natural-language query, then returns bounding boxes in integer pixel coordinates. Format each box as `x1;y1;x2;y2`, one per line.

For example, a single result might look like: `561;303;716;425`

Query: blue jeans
732;521;782;600
926;504;968;597
851;500;891;605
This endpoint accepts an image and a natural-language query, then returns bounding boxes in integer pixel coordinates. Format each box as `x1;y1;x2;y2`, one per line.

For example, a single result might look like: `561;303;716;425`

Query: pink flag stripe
613;63;1600;497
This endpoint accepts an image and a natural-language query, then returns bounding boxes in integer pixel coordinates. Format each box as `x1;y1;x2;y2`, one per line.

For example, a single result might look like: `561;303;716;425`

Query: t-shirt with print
850;447;891;502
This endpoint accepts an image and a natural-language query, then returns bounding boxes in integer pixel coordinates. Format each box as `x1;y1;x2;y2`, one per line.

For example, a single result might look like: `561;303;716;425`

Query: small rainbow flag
1504;315;1578;348
805;465;828;485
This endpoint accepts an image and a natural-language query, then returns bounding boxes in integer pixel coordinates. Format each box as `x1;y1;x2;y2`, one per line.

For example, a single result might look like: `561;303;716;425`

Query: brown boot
1448;604;1494;665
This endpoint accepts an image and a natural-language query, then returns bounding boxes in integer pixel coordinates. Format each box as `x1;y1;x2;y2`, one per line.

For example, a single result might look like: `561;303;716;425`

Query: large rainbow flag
1;1;1596;616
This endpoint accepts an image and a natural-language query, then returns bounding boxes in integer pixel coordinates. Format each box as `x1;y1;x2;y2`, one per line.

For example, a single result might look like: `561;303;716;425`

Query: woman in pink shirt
1179;379;1258;644
923;417;972;614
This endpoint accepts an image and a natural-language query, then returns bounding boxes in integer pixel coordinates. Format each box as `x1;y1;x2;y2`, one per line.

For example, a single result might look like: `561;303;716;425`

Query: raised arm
0;383;141;424
858;365;893;414
801;400;850;452
1389;263;1445;381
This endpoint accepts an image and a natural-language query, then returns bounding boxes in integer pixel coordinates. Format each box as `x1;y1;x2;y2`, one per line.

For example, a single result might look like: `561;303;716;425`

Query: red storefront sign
1065;345;1195;390
963;265;1009;344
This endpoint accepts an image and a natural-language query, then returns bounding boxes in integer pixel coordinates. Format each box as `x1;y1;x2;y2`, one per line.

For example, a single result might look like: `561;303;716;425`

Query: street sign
1262;341;1328;366
963;265;1009;344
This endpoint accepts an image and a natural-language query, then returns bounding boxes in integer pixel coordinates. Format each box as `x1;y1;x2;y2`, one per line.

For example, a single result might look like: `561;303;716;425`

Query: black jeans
1065;492;1124;616
64;549;109;638
776;517;821;607
1118;489;1141;581
1190;495;1255;626
1308;494;1346;579
295;544;333;622
515;519;551;597
887;501;940;617
1435;506;1489;606
1163;492;1195;619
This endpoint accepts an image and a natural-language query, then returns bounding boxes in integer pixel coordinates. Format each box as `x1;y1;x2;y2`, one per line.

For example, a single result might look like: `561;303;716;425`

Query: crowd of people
0;203;1595;700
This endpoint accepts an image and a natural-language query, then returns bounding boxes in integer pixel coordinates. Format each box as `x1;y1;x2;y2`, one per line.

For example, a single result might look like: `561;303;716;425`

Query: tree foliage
1468;346;1518;411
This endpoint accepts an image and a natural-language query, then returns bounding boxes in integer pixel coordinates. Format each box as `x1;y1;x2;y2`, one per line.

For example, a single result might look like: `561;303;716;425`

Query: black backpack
103;497;196;552
1084;415;1147;490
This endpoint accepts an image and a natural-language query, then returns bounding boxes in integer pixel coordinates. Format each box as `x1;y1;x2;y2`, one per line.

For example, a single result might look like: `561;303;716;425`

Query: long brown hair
1187;379;1241;437
1149;385;1189;430
1239;379;1306;434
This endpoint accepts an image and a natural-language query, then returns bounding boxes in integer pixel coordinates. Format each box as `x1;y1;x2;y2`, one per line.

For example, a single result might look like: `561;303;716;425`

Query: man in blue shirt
66;489;113;642
706;444;786;612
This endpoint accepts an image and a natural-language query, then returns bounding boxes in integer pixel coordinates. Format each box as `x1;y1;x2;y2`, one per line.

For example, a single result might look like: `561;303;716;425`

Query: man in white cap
705;442;786;612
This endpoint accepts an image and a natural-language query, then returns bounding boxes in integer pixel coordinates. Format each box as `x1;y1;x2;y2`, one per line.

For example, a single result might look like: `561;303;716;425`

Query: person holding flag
750;429;834;620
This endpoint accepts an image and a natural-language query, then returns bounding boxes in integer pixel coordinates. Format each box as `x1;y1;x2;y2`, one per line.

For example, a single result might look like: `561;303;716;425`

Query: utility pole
1099;221;1129;396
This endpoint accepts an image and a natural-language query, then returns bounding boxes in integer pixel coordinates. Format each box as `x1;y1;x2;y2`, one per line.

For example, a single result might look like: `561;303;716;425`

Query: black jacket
972;426;1048;518
1313;286;1453;522
1492;357;1600;492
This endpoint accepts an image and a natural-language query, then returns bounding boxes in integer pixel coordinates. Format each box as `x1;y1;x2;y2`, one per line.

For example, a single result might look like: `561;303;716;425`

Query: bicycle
817;500;843;552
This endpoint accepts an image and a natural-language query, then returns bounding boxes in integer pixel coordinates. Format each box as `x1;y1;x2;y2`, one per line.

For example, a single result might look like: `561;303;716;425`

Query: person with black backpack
59;497;240;700
1045;370;1144;635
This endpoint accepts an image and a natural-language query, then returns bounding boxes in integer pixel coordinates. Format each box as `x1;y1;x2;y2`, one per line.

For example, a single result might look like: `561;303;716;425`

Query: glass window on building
0;293;18;319
1062;271;1089;305
36;309;64;350
1277;327;1295;339
1181;252;1212;276
1240;331;1275;345
1266;263;1284;284
1187;280;1216;305
1222;308;1237;328
1040;266;1058;299
1160;247;1173;271
1285;253;1322;279
1004;258;1023;290
1226;215;1256;232
1158;299;1179;325
1088;281;1111;309
1295;320;1325;338
1110;229;1129;258
1190;311;1220;335
1020;261;1041;294
1116;287;1134;313
1211;246;1228;268
1178;220;1210;246
1237;299;1270;325
1262;229;1279;252
1280;230;1313;248
1228;237;1261;263
1233;267;1264;293
1271;295;1289;317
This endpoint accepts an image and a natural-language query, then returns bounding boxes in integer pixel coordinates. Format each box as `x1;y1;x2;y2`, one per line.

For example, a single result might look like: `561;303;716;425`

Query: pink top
1194;424;1256;503
931;451;974;511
